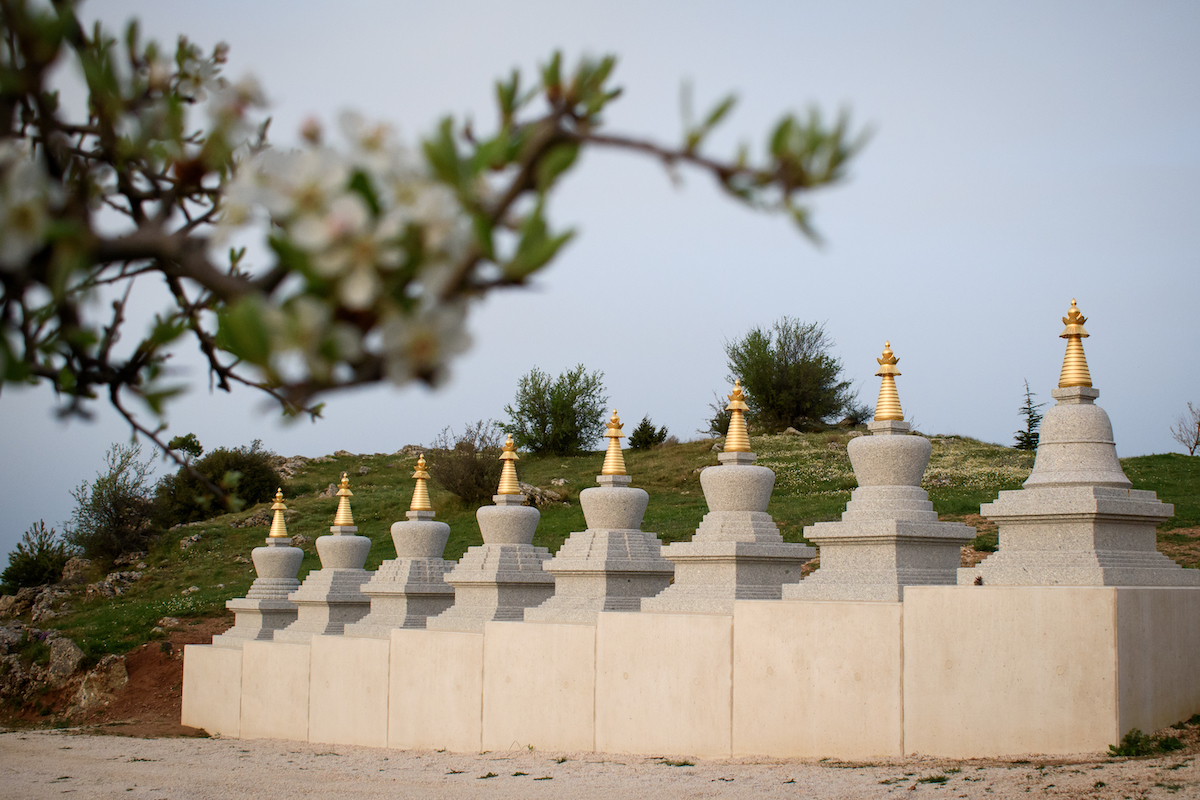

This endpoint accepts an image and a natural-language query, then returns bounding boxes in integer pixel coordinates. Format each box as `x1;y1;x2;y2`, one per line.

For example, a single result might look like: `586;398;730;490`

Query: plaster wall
239;641;311;741
903;586;1121;757
1116;588;1200;735
388;629;483;752
180;645;241;737
308;635;390;748
732;600;903;758
481;621;596;752
594;612;732;757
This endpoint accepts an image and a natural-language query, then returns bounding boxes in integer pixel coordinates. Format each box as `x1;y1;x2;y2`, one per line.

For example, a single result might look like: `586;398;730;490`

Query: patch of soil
959;513;998;535
1159;526;1200;570
74;616;228;738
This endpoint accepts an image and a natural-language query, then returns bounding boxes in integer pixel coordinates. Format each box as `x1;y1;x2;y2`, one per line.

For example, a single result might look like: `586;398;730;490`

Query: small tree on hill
1;521;72;593
167;433;204;460
427;421;505;504
1170;402;1200;456
723;318;857;432
153;440;282;526
628;416;669;450
1013;380;1045;451
503;365;608;456
66;443;155;560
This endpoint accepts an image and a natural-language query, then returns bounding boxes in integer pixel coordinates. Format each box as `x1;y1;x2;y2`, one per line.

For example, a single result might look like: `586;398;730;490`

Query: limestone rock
60;557;92;585
31;587;70;623
0;587;38;619
70;654;127;713
47;638;85;686
113;551;147;566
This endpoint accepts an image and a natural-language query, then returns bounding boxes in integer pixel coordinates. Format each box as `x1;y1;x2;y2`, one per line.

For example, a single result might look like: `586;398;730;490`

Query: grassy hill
32;433;1200;662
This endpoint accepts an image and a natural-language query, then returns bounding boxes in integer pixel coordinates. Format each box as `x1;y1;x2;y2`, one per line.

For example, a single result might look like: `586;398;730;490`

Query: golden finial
410;454;433;512
874;341;904;421
333;472;355;526
1058;298;1092;388
497;435;521;495
601;410;628;476
724;380;752;452
268;488;289;538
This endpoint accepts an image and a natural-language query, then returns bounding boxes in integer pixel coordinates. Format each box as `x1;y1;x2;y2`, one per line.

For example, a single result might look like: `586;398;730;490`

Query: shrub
704;392;732;437
65;442;156;561
1109;728;1155;757
154;439;282;526
503;364;608;455
0;521;71;593
723;317;858;431
628;416;669;450
426;421;504;504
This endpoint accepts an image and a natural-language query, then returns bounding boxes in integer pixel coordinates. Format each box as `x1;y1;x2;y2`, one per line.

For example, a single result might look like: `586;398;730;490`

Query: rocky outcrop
68;654;128;714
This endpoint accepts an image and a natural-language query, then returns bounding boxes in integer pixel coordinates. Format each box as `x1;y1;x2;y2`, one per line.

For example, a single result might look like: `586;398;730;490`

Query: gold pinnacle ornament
1058;298;1093;388
268;489;290;538
601;410;628;476
497;435;521;495
874;341;904;421
333;472;355;526
724;380;752;452
410;454;433;512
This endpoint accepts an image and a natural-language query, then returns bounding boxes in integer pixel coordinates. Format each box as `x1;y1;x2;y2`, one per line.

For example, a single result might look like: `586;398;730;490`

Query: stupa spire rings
1058;298;1093;388
873;341;904;422
333;472;355;526
601;410;628;476
410;454;433;512
724;380;752;453
497;434;521;495
268;489;290;538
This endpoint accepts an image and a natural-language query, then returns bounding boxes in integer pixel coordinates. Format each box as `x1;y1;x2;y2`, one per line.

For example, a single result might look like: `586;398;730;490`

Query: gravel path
2;730;1197;799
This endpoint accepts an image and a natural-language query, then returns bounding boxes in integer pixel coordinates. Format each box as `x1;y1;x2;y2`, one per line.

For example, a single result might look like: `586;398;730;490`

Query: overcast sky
3;1;1198;559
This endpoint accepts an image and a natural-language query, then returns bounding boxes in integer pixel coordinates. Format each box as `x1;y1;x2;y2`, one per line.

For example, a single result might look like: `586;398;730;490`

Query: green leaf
703;94;737;131
422;118;463;188
472;213;495;260
347;169;382;216
216;297;271;366
535;142;579;191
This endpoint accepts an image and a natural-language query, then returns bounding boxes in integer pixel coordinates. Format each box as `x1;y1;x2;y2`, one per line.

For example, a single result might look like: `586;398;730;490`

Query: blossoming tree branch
0;0;867;474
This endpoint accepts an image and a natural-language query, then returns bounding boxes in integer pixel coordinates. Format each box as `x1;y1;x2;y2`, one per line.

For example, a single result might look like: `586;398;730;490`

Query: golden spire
410;454;433;512
497;435;521;495
601;410;628;476
724;380;752;452
333;472;355;526
1058;298;1092;388
268;489;290;538
874;341;904;421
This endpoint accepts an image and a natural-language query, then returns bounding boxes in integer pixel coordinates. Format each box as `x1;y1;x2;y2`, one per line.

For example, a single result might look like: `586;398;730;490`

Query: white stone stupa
784;342;974;601
426;435;555;632
960;300;1196;587
273;473;373;642
212;489;303;647
641;382;814;614
344;455;455;637
525;411;674;624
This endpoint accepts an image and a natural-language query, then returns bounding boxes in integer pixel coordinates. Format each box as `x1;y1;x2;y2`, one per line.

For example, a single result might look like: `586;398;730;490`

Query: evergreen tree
1014;380;1045;451
628;416;668;450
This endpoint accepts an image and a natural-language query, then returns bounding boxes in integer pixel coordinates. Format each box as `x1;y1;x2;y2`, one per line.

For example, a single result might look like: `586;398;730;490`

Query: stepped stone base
274;569;372;643
344;558;455;637
427;543;554;633
212;598;298;647
528;527;673;624
642;539;812;615
961;486;1196;587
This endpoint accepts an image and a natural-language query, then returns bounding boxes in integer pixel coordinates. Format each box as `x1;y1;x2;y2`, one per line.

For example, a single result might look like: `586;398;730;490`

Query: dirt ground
2;728;1198;800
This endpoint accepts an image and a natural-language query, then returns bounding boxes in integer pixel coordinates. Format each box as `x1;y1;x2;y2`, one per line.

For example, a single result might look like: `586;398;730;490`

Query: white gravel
1;730;1197;799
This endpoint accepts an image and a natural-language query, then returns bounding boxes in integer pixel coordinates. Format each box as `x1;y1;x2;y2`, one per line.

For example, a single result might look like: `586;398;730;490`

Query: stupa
426;435;555;632
344;455;455;637
525;411;674;624
211;489;303;647
274;473;373;642
784;342;974;601
961;300;1196;586
642;382;813;614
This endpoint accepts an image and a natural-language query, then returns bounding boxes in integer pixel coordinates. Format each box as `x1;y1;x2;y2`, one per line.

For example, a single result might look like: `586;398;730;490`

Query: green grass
33;433;1198;659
